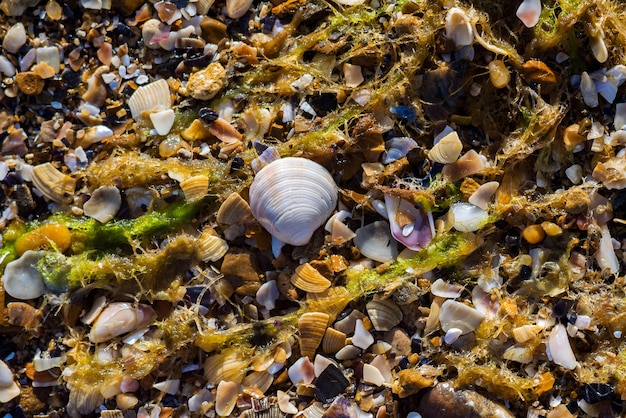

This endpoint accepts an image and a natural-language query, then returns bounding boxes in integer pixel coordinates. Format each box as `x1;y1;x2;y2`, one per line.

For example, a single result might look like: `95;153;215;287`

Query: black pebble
314;364;349;403
199;107;219;123
579;383;613;404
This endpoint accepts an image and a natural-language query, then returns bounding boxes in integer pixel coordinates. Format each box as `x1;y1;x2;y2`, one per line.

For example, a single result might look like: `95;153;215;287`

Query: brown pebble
391;367;437;398
488;59;510;89
221;250;260;282
564;188;590;214
383;327;412;357
418;383;515;418
522;60;557;93
15;72;44;95
523;224;546;244
200;16;228;45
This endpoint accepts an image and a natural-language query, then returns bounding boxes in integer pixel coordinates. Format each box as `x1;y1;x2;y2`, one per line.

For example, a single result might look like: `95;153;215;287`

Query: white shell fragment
468;181;499;210
89;302;156;343
128;79;172;120
547;324;577;370
153;379;180;395
385;193;433;251
353;221;398;263
428;130;463;164
596;224;620;274
431;278;464;299
590;33;608;64
288;356;315;385
362;363;385;386
450;202;489;232
3;22;26;54
3;250;46;300
516;0;542;28
445;8;473;48
83;185;122;223
277;390;299;415
0;360;20;403
439;300;485;334
256;280;280;311
249;157;338;246
352;319;374;350
343;63;364;88
215;381;239;416
580;72;599;108
150;108;176;136
615;103;626;130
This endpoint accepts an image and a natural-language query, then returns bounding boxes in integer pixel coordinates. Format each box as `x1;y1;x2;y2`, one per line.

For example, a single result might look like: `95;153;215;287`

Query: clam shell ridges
128;79;171;120
217;192;252;225
322;327;347;354
298;312;330;359
31;163;76;203
180;175;209;202
249;158;338;246
291;263;332;293
366;298;403;332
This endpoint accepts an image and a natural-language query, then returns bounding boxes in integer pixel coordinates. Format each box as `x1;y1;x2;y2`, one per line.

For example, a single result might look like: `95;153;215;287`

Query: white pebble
516;0;542;28
150;109;176;136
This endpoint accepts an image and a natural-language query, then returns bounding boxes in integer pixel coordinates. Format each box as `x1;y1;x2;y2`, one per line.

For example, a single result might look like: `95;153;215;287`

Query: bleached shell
512;324;543;343
31;163;76;203
322;327;347;354
431;278;464;298
180;175;208;202
353;221;398;263
3;250;45;300
197;230;229;262
547;323;577;370
249;158;338;246
291;263;331;293
3;22;26;54
439;300;484;335
216;192;253;225
225;0;252;19
468;181;499;210
428;130;463;164
128;79;171;120
203;350;250;384
89;302;156;343
445;8;473;48
298;312;330;359
366;298;403;332
195;0;215;14
516;0;541;28
215;381;239;416
242;371;273;393
83;185;121;223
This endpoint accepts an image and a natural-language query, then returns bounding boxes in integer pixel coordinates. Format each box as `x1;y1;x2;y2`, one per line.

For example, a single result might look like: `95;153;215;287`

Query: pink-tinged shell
249;158;337;246
89;302;156;343
384;193;434;251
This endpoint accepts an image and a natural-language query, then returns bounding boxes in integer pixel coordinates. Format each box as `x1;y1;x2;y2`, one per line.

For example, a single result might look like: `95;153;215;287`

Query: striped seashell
428;130;463;164
298;312;329;359
242;371;273;393
180;175;208;202
216;192;253;225
31;163;76;204
306;286;351;323
127;79;171;120
249;158;337;246
197;229;229;262
322;327;347;354
291;263;331;293
203;350;251;384
366;298;403;332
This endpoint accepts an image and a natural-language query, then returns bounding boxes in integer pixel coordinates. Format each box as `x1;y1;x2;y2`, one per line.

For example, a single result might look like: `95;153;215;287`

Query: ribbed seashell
226;0;252;19
249;158;338;246
204;350;251;384
302;402;326;418
180;175;208;202
195;0;215;14
89;302;156;343
31;163;76;204
242;371;273;393
291;263;331;293
197;229;229;262
128;79;171;120
306;286;351;322
366;298;403;332
428;130;463;164
298;312;330;359
322;328;346;354
3;22;27;54
215;381;239;416
217;192;253;225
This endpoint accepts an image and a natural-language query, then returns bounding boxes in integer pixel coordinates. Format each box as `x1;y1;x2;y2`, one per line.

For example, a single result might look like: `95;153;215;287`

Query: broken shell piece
450;202;489;232
217;192;253;225
180;175;209;202
298;312;330;359
3;22;26;54
288;356;315;386
31;163;76;204
385;193;434;251
468;181;499;210
225;0;252;19
439;300;484;334
362;363;385;386
3;250;46;300
89;302;156;343
343;63;364;88
441;149;486;182
0;360;20;403
512;324;543;343
445;8;473;48
590;33;608;64
352;319;374;350
277;390;299;415
215;381;239;416
197;230;229;262
593;157;626;190
322;328;347;354
291;263;331;293
256;280;279;310
249;158;338;246
516;0;542;28
596;224;619;274
181;119;211;142
128;79;171;120
444;327;463;345
153;379;180;395
580;72;599;108
428;130;463;164
83;185;122;223
431;278;464;299
354;221;398;263
203;351;250;384
547;324;577;370
366;298;403;332
150;108;175;136
615;102;626;130
335;344;361;360
382;137;418;164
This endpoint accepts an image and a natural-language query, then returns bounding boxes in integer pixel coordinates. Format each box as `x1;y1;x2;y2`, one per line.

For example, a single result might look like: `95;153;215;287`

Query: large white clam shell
249;157;338;246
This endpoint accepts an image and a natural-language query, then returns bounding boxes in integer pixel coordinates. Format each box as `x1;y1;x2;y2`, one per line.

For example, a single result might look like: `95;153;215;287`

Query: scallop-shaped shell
31;163;76;204
428;130;463;164
249;158;338;246
306;286;351;322
128;79;171;120
242;371;273;393
217;192;253;225
180;175;208;202
366;298;403;332
197;230;229;262
322;327;347;354
291;263;331;293
298;312;330;359
204;350;251;384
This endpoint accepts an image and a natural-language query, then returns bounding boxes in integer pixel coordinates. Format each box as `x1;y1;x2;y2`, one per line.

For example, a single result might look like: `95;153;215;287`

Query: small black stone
230;156;244;172
411;337;422;353
199;107;219;123
314;364;349;403
519;265;532;281
579;383;614;404
552;298;575;318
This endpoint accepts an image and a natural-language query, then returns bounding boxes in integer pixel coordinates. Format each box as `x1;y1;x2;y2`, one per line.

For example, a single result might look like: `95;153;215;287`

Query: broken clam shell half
249;157;338;247
89;302;156;343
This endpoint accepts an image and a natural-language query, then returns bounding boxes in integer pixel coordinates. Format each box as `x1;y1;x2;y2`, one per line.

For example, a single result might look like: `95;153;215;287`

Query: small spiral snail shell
249;157;338;246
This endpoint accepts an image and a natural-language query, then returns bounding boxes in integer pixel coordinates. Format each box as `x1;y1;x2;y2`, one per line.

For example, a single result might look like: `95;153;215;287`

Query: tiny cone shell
291;263;332;293
298;312;330;359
